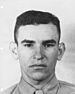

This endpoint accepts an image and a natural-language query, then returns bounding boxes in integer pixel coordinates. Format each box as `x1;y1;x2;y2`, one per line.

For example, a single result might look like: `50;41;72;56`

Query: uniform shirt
1;76;75;94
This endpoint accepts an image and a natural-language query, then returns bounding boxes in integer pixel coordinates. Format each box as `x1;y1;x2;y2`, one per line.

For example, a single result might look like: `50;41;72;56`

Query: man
1;10;75;94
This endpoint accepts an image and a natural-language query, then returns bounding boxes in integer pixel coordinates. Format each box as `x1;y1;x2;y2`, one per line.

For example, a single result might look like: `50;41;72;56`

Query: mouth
29;64;47;70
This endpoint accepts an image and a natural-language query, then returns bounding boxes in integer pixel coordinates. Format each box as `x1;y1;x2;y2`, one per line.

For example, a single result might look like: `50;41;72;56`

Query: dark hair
14;10;61;44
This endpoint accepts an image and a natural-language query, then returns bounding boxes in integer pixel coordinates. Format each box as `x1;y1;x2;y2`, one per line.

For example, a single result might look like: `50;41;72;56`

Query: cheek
17;48;34;64
46;48;58;62
18;52;30;63
46;50;58;71
18;52;30;71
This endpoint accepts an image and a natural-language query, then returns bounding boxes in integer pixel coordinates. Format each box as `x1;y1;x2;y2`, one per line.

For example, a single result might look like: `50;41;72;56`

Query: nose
34;46;44;60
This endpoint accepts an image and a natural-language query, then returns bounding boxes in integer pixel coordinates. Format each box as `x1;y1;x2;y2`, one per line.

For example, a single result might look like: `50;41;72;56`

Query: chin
30;72;46;81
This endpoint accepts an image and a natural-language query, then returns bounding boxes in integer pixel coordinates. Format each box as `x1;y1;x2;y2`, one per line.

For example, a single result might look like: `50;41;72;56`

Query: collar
14;75;60;94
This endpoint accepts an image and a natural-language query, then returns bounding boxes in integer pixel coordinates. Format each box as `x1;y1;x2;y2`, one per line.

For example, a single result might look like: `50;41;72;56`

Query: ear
57;42;66;61
9;41;18;60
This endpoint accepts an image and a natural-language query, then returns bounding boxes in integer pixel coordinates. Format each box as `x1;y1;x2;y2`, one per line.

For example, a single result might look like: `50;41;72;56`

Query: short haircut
14;10;61;44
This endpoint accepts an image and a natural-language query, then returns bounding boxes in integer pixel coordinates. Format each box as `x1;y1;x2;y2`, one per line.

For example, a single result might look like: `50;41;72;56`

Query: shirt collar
15;75;59;94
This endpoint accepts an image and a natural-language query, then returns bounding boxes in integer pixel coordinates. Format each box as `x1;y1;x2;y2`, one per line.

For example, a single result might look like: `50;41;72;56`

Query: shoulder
58;80;75;94
0;84;17;94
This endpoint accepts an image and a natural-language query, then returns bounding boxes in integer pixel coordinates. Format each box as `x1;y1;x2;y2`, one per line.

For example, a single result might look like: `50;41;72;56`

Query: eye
24;43;33;47
43;43;55;48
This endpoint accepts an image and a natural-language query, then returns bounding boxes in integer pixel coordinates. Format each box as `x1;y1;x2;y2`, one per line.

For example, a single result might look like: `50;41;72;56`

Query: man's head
14;10;61;45
10;10;65;85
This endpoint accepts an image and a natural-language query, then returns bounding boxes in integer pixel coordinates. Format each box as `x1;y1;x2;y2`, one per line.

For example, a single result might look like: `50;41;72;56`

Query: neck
22;71;55;89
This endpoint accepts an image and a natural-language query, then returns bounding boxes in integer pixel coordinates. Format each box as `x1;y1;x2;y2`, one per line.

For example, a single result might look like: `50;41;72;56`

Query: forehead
17;24;59;42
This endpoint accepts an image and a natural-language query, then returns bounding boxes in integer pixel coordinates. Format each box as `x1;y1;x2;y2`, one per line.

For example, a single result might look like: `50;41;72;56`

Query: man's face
17;24;60;81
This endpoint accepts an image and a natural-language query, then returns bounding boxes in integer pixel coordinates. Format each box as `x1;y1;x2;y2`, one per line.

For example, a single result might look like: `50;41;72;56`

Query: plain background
0;0;75;91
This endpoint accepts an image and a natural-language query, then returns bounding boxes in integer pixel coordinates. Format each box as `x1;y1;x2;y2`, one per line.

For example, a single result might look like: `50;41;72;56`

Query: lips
29;64;47;69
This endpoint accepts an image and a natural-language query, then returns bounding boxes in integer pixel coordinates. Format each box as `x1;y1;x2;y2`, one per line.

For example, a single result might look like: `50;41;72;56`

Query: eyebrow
42;39;56;44
21;39;56;44
21;39;35;44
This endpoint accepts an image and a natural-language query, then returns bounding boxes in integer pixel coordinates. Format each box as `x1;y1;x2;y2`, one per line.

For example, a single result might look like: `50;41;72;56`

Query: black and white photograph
0;0;75;94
